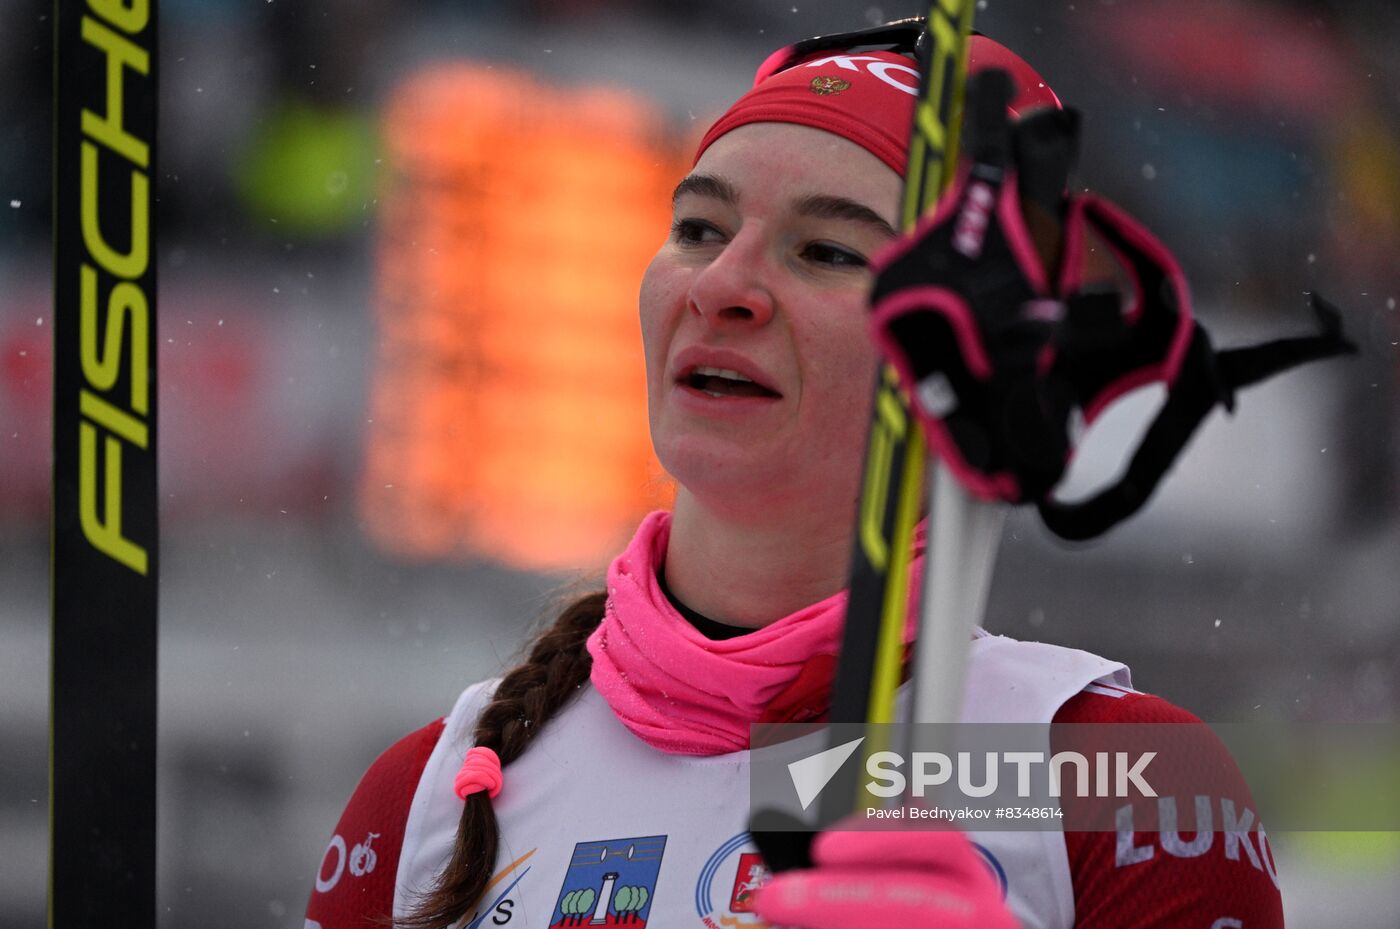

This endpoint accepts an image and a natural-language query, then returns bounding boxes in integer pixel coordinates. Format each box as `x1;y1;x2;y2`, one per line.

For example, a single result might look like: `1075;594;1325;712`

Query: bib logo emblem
809;76;851;96
696;834;770;927
550;835;667;927
464;849;535;929
349;832;380;877
727;852;770;913
314;830;382;894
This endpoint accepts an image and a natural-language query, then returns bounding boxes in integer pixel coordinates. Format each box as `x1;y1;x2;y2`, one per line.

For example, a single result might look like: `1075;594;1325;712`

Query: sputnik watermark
787;737;1157;812
865;747;1157;799
867;804;1063;822
755;720;1400;834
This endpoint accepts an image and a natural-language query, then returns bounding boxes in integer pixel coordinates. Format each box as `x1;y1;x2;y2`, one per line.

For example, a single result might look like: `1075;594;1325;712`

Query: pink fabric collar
586;511;922;756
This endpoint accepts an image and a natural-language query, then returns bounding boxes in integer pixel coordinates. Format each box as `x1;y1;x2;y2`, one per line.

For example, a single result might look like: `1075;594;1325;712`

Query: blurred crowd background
2;0;1398;926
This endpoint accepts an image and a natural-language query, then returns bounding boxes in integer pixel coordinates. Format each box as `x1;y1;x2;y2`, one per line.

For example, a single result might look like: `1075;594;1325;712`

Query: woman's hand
751;826;1020;929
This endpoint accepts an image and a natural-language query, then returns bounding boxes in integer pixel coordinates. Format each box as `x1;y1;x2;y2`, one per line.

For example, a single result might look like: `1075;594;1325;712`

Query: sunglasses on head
752;17;929;86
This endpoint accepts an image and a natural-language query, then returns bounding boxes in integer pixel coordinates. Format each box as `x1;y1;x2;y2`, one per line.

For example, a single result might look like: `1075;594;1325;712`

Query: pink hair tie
453;746;503;800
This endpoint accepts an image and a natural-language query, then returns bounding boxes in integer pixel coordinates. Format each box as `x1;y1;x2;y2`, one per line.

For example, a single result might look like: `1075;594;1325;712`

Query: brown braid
398;590;608;929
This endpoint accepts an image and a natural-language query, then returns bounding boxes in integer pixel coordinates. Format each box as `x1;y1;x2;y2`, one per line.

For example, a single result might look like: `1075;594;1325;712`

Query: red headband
694;36;1060;178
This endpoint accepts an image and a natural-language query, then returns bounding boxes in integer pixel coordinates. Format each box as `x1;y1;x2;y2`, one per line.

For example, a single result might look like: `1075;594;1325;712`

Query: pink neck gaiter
586;511;923;756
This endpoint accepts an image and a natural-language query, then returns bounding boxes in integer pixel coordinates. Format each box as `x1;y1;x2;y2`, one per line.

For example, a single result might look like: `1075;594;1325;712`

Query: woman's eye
671;218;723;246
802;241;868;268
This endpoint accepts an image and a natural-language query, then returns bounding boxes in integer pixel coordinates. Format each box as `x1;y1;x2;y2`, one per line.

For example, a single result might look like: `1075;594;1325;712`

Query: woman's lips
671;347;782;400
679;365;782;399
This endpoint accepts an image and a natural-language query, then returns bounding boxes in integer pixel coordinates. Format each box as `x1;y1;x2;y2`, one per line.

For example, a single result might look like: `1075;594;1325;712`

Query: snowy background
2;0;1398;926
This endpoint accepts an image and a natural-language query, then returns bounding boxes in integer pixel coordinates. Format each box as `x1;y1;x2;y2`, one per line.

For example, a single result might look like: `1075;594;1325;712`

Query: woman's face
640;121;902;519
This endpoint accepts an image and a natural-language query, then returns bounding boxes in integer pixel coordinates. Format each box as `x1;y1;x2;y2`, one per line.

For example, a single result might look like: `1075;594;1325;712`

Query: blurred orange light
360;63;679;571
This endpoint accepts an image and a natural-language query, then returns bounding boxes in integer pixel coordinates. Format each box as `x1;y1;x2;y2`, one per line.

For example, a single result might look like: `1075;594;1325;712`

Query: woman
306;28;1284;929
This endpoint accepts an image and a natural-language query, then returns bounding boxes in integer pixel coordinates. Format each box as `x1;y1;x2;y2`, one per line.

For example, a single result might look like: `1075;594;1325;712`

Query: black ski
51;0;159;924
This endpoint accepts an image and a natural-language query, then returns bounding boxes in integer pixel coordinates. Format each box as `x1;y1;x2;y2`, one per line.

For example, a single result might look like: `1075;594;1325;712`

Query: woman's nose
686;231;775;328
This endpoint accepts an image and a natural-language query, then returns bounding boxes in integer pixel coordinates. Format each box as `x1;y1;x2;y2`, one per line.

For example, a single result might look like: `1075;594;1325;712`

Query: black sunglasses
752;17;928;86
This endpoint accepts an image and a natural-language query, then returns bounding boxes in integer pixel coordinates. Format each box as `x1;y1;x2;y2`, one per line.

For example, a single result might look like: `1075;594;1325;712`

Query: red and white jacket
305;633;1282;928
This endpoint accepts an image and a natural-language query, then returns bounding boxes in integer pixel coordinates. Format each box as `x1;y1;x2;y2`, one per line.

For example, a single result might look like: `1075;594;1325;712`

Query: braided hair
398;591;607;929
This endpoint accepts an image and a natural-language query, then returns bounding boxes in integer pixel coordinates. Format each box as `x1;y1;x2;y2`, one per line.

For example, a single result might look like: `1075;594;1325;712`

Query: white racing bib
395;633;1129;929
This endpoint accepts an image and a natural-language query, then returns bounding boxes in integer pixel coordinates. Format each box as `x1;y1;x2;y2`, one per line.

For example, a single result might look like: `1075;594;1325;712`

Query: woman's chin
658;446;856;530
658;439;792;506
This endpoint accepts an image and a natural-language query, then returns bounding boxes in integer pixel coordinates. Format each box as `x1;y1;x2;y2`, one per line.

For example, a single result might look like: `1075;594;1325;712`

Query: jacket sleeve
304;718;447;928
1054;690;1283;928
